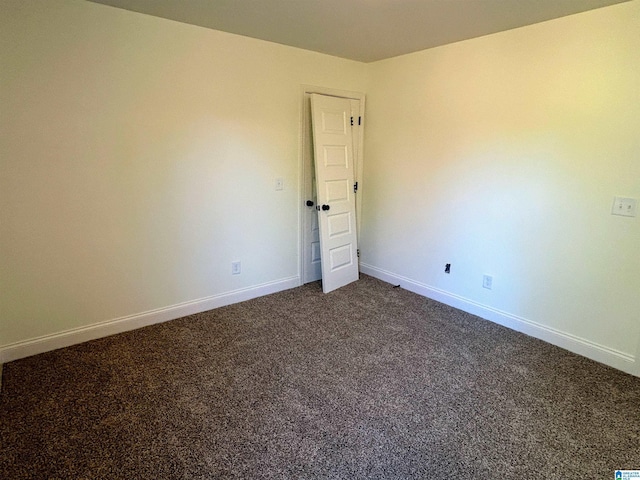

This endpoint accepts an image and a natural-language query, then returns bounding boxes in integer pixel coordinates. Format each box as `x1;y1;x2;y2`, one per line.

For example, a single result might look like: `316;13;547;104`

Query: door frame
298;85;365;285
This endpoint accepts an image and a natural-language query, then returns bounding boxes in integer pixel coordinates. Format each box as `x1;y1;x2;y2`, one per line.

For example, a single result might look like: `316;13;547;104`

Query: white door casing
310;93;359;293
300;87;364;286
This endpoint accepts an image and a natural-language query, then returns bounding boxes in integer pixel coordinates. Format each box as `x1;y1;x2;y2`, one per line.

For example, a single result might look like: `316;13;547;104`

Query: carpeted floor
1;274;639;479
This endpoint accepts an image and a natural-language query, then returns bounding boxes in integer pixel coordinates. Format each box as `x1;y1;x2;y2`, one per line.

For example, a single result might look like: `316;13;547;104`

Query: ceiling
87;0;630;62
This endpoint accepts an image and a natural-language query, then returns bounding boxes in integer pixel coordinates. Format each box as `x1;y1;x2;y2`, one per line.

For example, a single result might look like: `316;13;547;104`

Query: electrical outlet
483;275;493;290
445;263;451;274
611;196;637;217
231;261;241;275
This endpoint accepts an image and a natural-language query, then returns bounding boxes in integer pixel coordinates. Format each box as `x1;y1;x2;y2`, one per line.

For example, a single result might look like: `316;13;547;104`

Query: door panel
310;93;359;293
329;245;353;270
325;180;350;202
311;240;321;263
327;212;351;238
324;146;349;167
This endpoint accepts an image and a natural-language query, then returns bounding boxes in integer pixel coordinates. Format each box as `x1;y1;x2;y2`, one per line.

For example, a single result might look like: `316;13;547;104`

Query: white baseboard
360;263;637;377
0;276;300;364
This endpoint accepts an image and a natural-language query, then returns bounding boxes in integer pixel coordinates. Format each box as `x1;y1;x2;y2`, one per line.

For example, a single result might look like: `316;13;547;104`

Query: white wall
361;1;640;375
2;0;638;377
0;0;366;360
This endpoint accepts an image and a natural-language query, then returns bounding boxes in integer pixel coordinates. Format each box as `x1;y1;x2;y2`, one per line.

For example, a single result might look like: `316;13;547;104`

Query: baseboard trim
0;276;300;364
360;263;637;376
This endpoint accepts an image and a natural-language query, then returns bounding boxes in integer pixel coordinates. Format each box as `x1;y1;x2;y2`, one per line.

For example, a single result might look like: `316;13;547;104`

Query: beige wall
0;0;366;351
361;1;640;370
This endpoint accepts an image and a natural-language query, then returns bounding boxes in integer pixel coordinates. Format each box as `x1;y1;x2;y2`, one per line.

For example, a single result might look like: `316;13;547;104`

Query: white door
301;89;364;286
310;93;359;293
302;94;323;284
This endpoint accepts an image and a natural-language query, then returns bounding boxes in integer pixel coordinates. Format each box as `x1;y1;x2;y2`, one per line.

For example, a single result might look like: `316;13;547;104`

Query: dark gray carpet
1;275;639;479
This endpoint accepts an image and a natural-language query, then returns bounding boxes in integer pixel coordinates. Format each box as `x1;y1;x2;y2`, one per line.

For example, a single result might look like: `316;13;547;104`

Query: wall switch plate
275;178;284;191
612;196;637;217
231;261;241;275
483;275;493;290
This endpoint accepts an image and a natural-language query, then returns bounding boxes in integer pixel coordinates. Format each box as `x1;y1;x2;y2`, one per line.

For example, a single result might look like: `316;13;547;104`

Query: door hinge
357;249;360;258
350;116;354;126
354;181;358;193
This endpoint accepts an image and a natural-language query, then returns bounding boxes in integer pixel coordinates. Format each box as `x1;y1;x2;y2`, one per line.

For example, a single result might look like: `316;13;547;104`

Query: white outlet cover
612;196;637;217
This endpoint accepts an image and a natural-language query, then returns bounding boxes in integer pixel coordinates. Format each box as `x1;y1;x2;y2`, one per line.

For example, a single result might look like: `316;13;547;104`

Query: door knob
322;204;330;211
306;200;314;207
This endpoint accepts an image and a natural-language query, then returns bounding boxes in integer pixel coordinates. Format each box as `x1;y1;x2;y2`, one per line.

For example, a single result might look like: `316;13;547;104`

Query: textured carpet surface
1;275;639;479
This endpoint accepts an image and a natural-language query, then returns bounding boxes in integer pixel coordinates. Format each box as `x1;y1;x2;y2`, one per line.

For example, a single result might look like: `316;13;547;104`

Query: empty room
1;0;639;478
